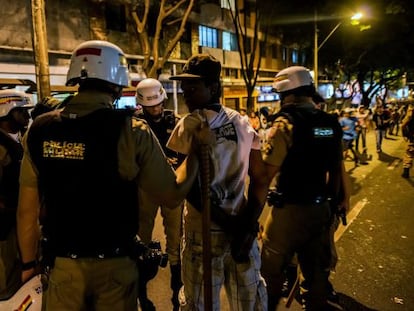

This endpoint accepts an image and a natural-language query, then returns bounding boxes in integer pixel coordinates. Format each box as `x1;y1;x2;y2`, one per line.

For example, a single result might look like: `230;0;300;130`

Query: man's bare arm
248;149;273;213
230;149;270;262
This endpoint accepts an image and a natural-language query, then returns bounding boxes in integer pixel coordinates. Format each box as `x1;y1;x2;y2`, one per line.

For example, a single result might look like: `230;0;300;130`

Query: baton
200;115;213;311
285;271;300;308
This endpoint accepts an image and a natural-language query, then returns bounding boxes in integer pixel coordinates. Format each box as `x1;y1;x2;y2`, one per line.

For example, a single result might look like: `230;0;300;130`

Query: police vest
139;109;184;166
276;105;342;203
27;108;138;255
0;131;23;239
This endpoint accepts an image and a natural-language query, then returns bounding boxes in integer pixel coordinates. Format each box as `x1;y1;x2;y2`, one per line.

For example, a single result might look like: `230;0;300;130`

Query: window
223;68;238;79
301;52;306;65
282;46;287;62
224;98;238;110
272;45;278;59
105;4;126;32
229;68;238;79
222;32;237;51
260;41;266;57
199;25;218;48
221;0;235;11
292;49;298;63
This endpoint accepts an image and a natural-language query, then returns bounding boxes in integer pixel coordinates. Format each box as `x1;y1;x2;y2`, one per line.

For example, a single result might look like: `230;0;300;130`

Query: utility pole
314;11;363;91
31;0;51;100
313;10;318;89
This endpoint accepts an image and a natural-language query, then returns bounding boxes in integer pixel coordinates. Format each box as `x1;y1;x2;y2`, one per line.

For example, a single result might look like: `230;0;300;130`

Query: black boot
281;264;298;297
170;264;182;311
139;298;156;311
326;281;344;310
138;274;156;311
402;168;410;178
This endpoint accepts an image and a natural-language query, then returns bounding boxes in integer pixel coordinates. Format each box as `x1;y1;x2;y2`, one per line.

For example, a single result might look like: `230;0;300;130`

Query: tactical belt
283;195;328;205
55;247;130;259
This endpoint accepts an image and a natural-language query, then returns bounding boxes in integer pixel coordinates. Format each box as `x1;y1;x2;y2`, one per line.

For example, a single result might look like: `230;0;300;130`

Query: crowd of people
245;97;412;170
1;39;413;311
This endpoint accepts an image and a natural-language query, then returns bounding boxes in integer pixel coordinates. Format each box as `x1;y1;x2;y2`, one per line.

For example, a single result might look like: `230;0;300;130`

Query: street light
313;12;363;88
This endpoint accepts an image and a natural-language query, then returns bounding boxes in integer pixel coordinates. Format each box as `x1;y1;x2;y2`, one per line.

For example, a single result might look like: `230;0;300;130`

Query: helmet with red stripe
66;40;129;87
0;89;34;118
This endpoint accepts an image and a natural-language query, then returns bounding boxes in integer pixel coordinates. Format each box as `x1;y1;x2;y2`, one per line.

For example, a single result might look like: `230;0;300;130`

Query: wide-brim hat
170;54;221;81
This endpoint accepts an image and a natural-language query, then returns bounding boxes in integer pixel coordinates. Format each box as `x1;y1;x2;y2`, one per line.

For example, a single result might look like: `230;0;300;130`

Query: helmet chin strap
109;87;124;108
113;86;123;100
112;97;120;108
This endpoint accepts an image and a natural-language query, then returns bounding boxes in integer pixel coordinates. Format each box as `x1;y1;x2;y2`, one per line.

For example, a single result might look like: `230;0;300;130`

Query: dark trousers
261;201;332;310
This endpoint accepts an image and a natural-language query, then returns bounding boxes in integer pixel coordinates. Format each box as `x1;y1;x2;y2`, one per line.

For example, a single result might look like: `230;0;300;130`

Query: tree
227;0;277;112
130;0;194;78
318;0;414;105
262;0;414;106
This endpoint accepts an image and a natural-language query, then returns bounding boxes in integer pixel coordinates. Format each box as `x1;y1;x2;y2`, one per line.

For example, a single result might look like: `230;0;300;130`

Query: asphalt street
145;129;414;311
329;134;414;311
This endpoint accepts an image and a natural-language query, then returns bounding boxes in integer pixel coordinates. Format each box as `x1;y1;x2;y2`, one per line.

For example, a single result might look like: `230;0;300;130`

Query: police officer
0;90;33;299
261;66;347;310
401;103;414;178
16;40;202;311
135;78;185;311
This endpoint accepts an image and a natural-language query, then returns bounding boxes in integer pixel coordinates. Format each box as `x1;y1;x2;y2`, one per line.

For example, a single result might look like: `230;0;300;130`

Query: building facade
0;0;306;113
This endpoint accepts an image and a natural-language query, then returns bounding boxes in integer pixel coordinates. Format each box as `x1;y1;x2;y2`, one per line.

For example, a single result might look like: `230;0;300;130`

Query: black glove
337;207;347;225
267;189;283;208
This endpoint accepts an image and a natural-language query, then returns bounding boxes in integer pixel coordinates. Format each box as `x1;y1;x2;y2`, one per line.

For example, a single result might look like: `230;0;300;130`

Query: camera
135;239;168;282
141;240;168;268
267;189;284;208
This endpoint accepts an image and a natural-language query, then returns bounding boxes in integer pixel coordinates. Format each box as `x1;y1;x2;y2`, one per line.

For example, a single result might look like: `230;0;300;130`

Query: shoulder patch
132;117;149;131
273;115;293;133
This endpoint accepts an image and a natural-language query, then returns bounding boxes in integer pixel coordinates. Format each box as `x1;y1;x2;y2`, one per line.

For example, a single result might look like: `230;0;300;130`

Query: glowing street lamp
314;12;363;88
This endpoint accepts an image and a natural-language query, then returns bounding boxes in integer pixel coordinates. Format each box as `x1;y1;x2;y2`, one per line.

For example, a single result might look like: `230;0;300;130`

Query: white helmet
66;40;129;87
135;78;167;107
0;89;34;118
273;66;313;93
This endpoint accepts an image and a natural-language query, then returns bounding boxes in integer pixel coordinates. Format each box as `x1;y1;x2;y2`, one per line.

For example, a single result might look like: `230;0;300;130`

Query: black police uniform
27;109;138;257
140;109;184;166
0;131;23;298
137;109;184;311
261;103;343;311
277;104;343;203
0;131;23;239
